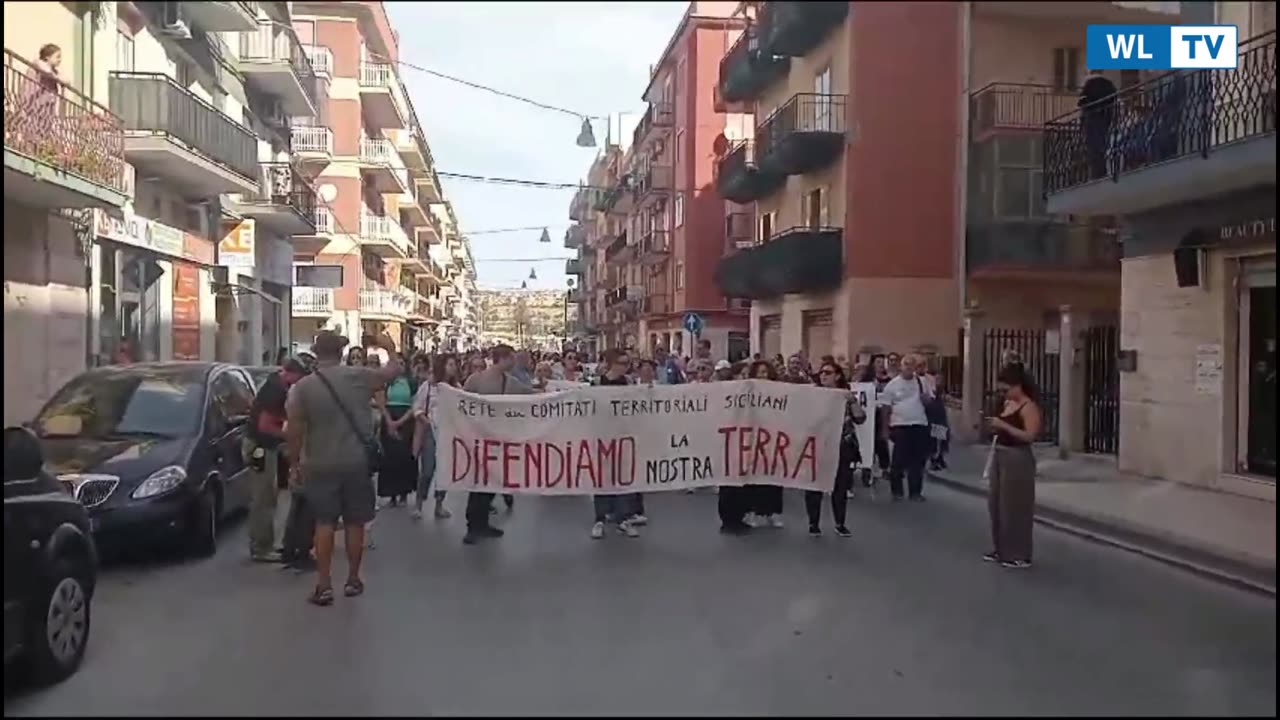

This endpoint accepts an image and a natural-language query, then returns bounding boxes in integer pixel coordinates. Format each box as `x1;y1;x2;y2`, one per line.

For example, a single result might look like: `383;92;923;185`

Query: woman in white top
411;354;460;519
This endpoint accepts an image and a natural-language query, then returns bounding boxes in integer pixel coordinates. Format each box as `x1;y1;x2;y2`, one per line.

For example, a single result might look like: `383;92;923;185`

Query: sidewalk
928;444;1277;595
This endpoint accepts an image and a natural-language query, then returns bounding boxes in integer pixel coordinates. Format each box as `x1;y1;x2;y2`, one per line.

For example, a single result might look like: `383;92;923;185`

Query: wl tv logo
1085;25;1239;70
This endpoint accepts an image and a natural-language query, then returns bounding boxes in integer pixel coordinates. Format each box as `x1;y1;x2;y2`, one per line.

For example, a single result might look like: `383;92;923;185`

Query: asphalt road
6;484;1276;717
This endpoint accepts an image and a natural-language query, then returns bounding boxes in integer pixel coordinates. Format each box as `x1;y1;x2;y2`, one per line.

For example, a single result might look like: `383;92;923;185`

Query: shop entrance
1246;283;1276;478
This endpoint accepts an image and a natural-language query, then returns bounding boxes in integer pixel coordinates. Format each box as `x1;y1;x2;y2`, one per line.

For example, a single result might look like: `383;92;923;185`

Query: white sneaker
618;520;640;538
410;507;423;521
629;513;649;526
590;521;605;539
743;513;759;528
767;514;785;529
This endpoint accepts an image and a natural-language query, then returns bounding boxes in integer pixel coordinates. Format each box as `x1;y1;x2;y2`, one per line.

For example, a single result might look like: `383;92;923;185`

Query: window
674;192;685;227
758;211;775;242
675;129;685;173
675;261;685;290
802;188;827;228
116;28;135;72
996;167;1046;218
813;66;834;130
1052;47;1081;90
208;370;255;435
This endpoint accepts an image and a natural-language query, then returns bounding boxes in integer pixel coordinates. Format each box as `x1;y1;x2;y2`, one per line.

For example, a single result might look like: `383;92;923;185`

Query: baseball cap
312;330;349;357
714;359;732;371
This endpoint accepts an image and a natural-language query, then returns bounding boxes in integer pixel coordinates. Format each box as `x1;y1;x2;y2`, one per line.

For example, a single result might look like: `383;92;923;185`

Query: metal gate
1083;325;1120;454
982;328;1060;442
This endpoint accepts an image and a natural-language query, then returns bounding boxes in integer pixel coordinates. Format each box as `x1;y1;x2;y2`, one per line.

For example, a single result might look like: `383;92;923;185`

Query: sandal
343;578;365;597
308;586;334;606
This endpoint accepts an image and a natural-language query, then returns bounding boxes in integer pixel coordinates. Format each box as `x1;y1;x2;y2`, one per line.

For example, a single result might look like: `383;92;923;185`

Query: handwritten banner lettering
434;380;848;495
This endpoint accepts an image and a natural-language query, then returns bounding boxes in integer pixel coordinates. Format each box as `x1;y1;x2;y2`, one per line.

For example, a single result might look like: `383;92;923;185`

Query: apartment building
1042;2;1275;500
287;0;468;355
565;147;622;357
3;0;322;422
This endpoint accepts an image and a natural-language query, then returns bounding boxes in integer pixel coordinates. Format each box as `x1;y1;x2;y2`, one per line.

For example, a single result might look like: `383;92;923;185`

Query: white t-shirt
878;374;932;427
411;381;438;424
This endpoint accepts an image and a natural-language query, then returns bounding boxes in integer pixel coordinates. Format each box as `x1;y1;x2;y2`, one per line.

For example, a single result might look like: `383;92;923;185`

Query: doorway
1245;283;1276;478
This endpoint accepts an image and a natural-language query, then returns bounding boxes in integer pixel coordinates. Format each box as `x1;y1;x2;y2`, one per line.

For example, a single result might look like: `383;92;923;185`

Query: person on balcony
1080;70;1117;180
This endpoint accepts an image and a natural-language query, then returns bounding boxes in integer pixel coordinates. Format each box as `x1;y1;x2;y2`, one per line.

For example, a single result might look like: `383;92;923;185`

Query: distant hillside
476;289;576;348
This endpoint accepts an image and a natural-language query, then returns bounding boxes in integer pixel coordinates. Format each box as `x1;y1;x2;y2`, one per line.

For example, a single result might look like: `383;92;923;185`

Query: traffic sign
682;312;705;336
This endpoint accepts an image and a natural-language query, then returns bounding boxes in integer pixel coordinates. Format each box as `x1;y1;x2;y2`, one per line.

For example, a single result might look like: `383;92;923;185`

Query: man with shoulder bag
285;330;403;607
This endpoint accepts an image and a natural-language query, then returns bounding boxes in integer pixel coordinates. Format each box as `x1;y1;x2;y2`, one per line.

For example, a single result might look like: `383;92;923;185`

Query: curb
927;470;1277;597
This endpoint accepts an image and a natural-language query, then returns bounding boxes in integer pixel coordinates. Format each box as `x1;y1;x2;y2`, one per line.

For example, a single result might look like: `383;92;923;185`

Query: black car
30;363;257;557
4;427;98;684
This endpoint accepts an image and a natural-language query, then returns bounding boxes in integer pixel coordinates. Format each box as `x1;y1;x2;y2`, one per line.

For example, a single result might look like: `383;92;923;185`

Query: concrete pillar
1057;304;1091;457
960;307;989;442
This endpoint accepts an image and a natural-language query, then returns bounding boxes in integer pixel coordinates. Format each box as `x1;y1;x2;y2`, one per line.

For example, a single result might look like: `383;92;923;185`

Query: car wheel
188;486;218;558
26;559;91;685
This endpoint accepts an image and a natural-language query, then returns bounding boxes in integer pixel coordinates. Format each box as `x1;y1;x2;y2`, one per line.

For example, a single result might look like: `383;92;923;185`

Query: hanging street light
528;267;538;281
521;280;528;290
539;227;551;243
575;117;597;148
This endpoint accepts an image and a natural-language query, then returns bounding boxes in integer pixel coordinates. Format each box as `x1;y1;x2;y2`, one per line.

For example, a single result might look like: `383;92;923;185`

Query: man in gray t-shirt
461;344;534;545
285;330;401;606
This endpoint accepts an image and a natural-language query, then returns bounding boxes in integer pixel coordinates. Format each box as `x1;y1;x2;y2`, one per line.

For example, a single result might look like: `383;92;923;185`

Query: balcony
715;140;784;203
714;226;843;299
634;164;673;204
599;176;633;214
291;125;332;160
565;257;584;275
227;162;316;235
639;229;671;265
717;25;790;107
568;186;597;222
359;284;412;320
414;170;442;204
393;127;428;172
238;22;318;118
970;83;1077;142
632;101;674;148
182;1;259;32
641;294;672;315
604;231;633;264
358;137;409;194
291;286;334;316
605;285;631;307
359;211;412;258
303;45;332;79
108;72;258;195
966;221;1121;278
1044;31;1276;216
400;183;429;227
358;62;405;130
292;206;334;256
3;48;129;208
564;224;586;249
414;214;441;246
759;1;849;57
757;93;847;177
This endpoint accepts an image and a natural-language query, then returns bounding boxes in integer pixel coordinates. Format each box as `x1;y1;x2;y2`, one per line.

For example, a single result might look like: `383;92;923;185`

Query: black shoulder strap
314;370;373;444
501;372;507;394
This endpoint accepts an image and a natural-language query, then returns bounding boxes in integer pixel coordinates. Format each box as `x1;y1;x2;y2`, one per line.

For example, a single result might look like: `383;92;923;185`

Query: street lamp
576;117;597;148
528;267;538;281
539;227;551;244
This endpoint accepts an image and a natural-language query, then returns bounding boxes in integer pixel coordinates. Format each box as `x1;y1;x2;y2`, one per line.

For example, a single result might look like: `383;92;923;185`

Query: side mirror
4;426;46;481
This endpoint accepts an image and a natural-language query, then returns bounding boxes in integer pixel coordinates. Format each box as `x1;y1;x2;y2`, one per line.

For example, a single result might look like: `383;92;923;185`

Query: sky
385;1;688;292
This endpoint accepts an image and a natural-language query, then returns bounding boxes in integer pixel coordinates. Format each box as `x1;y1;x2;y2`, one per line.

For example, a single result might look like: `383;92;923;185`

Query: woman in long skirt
378;356;419;506
984;363;1042;569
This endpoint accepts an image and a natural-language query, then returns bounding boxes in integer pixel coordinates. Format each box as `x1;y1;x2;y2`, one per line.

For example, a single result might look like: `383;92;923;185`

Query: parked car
245;366;278;392
4;426;98;684
29;363;257;557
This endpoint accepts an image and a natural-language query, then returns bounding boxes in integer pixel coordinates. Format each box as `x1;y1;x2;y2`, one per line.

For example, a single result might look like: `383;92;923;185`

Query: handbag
315;370;383;475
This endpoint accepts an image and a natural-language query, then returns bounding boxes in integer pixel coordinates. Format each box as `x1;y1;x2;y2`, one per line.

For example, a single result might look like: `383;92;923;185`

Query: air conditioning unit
158;2;192;39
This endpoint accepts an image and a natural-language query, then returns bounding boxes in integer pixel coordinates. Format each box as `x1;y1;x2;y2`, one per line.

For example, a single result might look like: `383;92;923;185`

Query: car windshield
34;368;205;440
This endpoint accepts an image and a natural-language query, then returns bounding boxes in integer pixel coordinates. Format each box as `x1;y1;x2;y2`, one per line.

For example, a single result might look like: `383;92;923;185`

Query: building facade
286;0;471;357
4;0;324;423
1043;1;1275;500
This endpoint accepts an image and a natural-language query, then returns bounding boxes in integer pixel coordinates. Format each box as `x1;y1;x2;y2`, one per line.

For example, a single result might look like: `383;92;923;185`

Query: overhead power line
464;224;569;236
437;170;610;192
369;52;598;120
471;257;576;263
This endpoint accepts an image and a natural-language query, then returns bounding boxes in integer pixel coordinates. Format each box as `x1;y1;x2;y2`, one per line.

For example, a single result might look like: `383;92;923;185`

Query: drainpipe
955;0;973;335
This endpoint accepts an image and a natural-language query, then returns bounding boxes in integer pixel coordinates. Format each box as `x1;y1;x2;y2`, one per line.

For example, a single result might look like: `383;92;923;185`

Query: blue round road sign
682;312;705;335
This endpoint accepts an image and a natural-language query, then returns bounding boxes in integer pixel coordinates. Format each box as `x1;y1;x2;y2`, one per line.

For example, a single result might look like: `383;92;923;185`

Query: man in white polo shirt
877;353;934;501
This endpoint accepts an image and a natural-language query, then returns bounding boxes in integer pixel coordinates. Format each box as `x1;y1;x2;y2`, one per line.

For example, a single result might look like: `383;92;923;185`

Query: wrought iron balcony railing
756;93;847;175
970;83;1078;138
718;24;789;105
632;101;674;147
3;48;127;192
239;21;318;103
242;161;315;216
108;71;258;179
1043;31;1276;195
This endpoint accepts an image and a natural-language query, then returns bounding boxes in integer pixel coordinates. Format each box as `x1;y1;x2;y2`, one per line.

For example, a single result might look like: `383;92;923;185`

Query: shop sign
94;208;185;259
172;262;202;361
219;220;256;268
1219;216;1276;245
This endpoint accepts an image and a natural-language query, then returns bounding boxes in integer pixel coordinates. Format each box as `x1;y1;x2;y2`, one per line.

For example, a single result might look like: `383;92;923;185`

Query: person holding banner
744;360;786;529
411;354;458;521
806;361;865;536
460;345;535;545
591;349;643;539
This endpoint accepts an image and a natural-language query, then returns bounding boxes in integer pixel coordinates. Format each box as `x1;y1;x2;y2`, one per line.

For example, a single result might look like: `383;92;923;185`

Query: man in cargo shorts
285;330;401;606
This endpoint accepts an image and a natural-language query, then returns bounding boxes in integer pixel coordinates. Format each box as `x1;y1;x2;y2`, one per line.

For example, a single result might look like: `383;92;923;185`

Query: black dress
377;378;419;501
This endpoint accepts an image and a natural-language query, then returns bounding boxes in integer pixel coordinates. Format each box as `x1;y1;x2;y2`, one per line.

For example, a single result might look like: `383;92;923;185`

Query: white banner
434;380;847;495
850;382;879;469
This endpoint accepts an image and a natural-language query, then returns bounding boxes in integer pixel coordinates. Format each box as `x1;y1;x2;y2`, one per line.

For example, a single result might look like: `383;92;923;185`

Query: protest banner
546;379;589;392
850;382;878;469
434;380;847;495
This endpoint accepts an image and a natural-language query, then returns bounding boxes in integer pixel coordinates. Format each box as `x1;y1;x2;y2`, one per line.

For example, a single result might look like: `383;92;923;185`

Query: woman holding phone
984;363;1042;569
